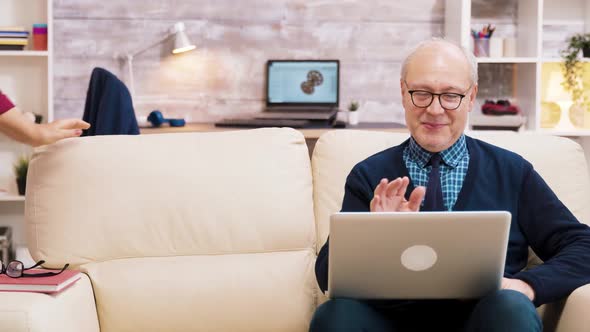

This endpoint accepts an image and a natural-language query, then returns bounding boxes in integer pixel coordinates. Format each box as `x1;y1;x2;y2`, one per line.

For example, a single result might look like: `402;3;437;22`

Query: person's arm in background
0;91;89;147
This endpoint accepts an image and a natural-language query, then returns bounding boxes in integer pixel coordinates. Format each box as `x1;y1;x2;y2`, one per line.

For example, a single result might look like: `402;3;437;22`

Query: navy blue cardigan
315;136;590;306
82;67;139;136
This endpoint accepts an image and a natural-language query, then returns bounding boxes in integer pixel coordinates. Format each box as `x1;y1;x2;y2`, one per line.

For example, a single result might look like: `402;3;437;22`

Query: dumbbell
147;110;186;127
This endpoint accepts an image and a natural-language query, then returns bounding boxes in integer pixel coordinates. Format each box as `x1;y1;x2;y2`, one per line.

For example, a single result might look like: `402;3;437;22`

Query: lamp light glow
120;21;196;99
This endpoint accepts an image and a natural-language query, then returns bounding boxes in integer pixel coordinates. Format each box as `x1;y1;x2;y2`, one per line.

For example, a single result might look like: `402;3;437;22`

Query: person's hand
501;277;535;301
370;176;426;212
33;119;90;147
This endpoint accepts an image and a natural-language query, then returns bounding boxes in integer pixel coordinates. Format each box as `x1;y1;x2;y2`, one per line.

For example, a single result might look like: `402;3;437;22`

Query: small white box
489;38;504;58
503;38;517;57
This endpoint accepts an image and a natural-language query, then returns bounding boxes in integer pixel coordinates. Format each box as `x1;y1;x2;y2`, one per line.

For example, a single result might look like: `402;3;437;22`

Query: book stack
0;27;29;51
0;269;81;293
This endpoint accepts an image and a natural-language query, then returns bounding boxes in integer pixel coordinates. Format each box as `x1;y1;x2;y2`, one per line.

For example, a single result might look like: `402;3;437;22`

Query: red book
0;269;81;293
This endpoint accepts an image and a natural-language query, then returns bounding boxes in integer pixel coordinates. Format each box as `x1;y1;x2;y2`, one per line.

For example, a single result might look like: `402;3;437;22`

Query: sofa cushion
81;251;316;332
26;128;316;265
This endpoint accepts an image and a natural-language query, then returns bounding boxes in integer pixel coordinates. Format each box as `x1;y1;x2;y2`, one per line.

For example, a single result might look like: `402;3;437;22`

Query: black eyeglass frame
0;259;69;278
404;80;472;111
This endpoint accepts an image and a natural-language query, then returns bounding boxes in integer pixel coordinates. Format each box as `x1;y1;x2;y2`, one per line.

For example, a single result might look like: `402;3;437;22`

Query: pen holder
32;23;48;51
473;38;489;57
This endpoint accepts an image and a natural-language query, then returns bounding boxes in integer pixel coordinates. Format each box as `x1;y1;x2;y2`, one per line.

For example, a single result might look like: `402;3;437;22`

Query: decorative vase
540;102;561;129
569;103;586;128
348;111;359;125
16;177;26;196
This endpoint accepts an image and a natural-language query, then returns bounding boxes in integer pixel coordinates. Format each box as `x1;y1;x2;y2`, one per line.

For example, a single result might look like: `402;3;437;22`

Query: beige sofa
0;128;588;332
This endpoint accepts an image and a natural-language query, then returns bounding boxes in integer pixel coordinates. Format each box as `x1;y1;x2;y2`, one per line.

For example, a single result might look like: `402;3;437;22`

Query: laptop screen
266;60;339;106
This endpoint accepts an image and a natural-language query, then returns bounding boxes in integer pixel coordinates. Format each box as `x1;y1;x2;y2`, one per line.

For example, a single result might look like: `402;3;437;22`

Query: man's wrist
517;278;536;301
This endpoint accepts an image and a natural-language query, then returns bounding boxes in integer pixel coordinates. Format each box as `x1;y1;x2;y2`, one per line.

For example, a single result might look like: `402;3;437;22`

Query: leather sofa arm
553;283;590;332
0;273;100;332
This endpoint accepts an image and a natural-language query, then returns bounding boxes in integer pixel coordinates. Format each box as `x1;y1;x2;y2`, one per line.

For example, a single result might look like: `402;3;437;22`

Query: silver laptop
255;60;339;121
328;211;511;300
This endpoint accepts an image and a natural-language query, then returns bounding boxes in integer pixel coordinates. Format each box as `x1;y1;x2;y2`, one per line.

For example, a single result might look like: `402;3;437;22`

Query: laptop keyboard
214;118;312;128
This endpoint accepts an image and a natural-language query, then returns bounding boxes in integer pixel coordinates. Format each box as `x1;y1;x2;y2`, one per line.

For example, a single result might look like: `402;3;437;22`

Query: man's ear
400;79;405;99
468;84;478;112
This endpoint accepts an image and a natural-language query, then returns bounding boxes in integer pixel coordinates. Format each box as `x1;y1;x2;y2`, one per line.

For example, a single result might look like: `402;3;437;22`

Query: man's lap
309;290;540;332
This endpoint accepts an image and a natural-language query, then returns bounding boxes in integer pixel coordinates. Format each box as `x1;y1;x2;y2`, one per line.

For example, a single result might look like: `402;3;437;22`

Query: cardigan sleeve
0;91;15;115
514;164;590;306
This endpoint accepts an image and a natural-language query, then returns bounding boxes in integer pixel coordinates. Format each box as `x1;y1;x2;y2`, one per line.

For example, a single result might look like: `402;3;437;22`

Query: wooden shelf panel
476;57;538;64
0;195;25;202
0;51;49;57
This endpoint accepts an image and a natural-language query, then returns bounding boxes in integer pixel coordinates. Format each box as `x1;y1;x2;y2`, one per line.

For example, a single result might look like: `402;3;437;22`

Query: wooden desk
140;122;408;156
140;122;408;138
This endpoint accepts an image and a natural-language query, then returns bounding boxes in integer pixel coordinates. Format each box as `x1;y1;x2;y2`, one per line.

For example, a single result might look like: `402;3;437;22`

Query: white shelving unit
445;0;590;137
0;0;53;247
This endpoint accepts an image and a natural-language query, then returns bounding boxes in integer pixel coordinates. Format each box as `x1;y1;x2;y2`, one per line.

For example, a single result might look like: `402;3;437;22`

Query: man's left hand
501;277;535;301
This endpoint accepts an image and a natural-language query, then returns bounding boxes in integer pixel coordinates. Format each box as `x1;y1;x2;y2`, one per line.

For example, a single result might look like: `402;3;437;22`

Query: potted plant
348;101;360;125
13;155;29;196
560;33;590;127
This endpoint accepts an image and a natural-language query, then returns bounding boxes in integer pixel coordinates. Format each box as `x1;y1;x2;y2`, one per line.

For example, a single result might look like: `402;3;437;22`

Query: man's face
401;45;477;152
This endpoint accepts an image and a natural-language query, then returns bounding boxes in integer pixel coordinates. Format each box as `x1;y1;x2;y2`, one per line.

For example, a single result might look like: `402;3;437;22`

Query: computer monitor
266;60;339;107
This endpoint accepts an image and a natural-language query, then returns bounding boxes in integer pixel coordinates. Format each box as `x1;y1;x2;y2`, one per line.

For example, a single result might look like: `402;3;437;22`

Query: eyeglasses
404;80;472;111
0;259;69;278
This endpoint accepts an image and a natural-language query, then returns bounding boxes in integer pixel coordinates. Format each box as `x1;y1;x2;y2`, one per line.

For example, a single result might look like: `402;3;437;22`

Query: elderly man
310;39;590;332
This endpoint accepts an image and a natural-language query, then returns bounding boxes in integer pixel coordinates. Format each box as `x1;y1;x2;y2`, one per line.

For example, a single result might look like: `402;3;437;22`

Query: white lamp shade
173;31;196;54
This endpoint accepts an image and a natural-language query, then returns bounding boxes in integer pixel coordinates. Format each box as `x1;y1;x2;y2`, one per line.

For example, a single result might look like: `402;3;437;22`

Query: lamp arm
122;32;172;100
127;55;135;99
127;33;171;59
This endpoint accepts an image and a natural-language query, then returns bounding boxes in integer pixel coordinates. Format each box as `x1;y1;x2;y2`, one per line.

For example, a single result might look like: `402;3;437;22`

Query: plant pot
583;46;590;58
348;111;359;125
16;177;26;196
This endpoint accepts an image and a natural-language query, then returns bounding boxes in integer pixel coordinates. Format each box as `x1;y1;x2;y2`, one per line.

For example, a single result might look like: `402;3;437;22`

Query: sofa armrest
0;273;100;332
552;283;590;332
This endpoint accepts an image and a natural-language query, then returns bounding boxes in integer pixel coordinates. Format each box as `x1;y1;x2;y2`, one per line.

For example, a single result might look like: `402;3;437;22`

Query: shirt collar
407;134;467;168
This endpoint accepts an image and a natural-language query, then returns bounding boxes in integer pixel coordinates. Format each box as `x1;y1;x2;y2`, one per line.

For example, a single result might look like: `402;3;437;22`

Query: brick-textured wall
52;0;572;123
53;0;445;123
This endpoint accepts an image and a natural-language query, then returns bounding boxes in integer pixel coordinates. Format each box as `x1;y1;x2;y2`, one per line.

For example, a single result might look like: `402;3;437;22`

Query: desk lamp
121;22;196;99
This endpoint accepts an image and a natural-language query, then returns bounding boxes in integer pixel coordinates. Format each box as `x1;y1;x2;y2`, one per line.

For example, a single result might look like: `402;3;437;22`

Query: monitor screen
267;60;339;106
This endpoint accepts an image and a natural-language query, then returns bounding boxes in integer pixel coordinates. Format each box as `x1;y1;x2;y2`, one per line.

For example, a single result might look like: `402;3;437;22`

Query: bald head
400;39;478;85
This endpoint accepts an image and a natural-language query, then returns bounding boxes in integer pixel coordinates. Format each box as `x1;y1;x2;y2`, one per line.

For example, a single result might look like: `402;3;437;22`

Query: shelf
476;57;538;64
140;122;408;139
0;195;25;202
543;57;590;63
0;51;49;57
536;129;590;137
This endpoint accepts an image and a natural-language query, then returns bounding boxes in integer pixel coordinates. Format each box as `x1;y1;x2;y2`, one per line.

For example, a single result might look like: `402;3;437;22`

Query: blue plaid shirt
403;135;469;210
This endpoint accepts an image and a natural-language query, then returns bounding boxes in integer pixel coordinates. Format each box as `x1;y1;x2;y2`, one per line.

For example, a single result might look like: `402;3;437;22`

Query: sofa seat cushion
82;250;317;332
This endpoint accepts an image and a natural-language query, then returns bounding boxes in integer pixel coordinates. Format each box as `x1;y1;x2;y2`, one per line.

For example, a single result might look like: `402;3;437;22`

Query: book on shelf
0;269;81;293
0;27;29;51
0;38;28;45
0;45;25;51
0;26;27;32
0;32;29;38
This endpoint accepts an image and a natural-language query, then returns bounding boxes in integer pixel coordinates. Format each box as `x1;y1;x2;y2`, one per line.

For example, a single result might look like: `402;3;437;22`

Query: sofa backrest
25;128;317;332
312;130;590;252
